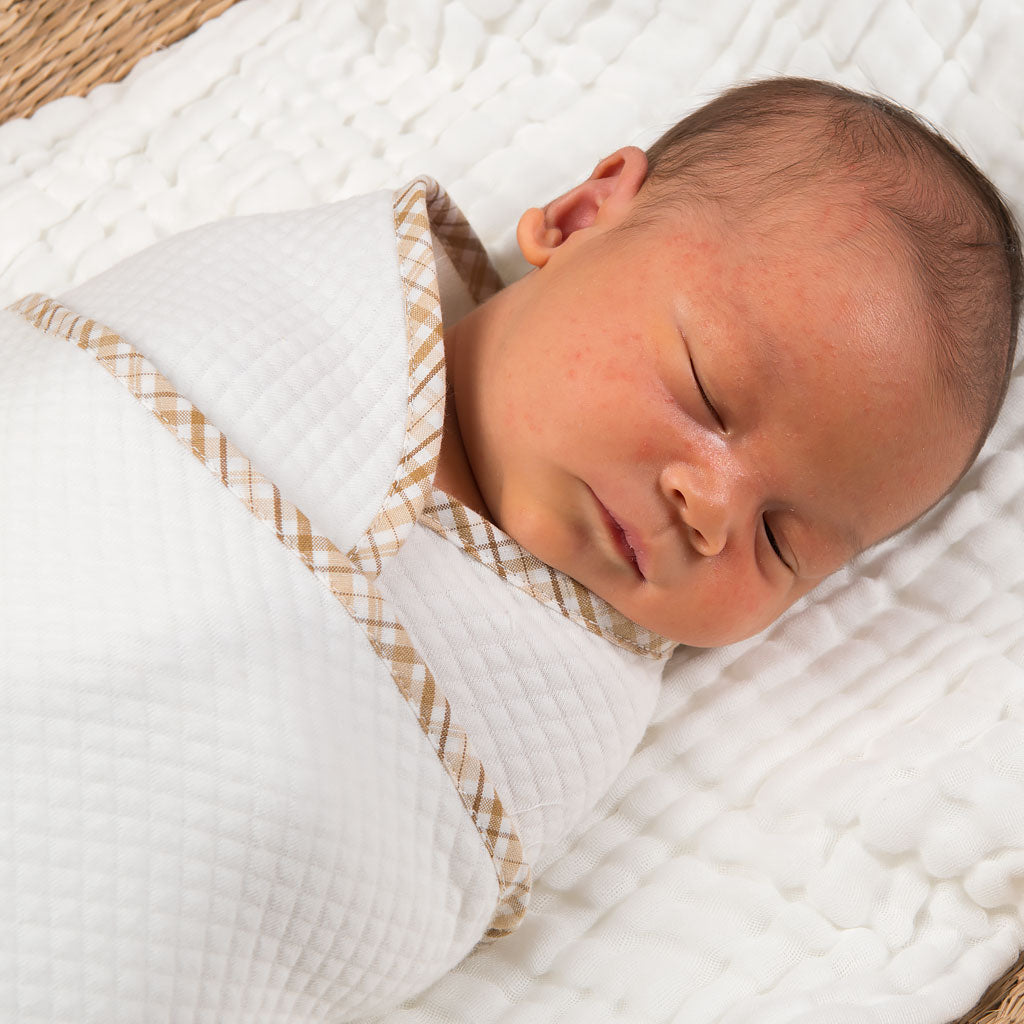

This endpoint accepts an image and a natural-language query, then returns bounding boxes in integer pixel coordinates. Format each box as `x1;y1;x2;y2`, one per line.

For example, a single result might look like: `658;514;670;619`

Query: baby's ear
516;146;648;267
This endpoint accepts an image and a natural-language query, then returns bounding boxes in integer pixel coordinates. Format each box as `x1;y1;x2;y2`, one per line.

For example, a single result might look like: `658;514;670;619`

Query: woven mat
0;0;241;122
0;2;1021;1021
959;952;1024;1024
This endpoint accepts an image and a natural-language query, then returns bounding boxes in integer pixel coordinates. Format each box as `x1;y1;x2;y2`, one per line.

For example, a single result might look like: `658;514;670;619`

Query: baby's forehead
648;192;944;417
648;185;921;306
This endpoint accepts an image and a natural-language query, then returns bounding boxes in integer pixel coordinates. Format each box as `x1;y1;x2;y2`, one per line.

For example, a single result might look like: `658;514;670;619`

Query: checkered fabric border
414;176;504;305
346;177;502;577
9;291;531;939
345;178;451;577
423;491;677;661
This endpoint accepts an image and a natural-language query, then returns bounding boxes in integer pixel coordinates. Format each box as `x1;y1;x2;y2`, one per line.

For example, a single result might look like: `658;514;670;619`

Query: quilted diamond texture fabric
2;1;1024;1023
0;297;497;1021
59;189;410;559
379;519;665;874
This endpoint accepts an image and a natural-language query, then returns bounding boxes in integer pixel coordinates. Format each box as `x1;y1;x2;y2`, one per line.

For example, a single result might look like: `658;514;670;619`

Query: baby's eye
763;516;791;570
690;357;725;431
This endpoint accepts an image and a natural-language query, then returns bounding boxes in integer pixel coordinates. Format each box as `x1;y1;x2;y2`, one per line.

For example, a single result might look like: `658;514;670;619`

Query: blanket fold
1;178;668;1021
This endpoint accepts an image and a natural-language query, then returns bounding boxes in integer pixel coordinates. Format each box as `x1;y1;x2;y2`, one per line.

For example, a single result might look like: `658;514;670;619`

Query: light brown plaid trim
9;292;530;939
346;177;502;579
412;177;504;305
422;492;677;661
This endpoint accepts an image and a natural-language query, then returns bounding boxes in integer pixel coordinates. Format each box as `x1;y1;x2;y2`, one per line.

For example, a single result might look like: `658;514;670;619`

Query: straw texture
958;953;1024;1024
0;0;241;122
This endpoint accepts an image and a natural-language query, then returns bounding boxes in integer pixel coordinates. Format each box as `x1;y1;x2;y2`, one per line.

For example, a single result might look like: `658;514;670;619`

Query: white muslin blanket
0;178;669;1021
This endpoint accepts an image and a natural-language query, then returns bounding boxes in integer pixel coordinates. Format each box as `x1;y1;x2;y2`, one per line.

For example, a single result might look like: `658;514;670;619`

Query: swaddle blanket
0;177;671;1022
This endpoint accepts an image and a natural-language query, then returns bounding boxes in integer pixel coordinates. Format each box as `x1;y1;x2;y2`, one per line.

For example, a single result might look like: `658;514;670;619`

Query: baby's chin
589;577;814;649
548;559;770;649
626;612;765;649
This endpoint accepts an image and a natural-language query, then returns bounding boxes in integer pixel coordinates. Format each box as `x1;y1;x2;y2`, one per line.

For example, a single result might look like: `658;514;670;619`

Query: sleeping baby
437;75;1022;648
1;76;1019;1022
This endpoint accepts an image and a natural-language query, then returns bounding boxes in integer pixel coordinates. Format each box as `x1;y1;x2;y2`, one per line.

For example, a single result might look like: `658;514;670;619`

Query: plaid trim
346;177;502;579
345;178;446;577
423;491;677;661
9;292;530;939
413;177;503;305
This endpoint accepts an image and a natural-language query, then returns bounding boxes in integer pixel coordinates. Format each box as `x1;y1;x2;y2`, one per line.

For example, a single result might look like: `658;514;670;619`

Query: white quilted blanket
1;2;1022;1022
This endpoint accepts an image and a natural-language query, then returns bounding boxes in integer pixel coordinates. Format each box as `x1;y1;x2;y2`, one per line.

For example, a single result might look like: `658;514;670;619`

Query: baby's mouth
589;487;647;580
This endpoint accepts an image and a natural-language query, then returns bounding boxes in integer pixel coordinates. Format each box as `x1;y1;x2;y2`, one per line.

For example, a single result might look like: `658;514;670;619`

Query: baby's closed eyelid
689;355;726;431
763;515;784;560
762;515;794;573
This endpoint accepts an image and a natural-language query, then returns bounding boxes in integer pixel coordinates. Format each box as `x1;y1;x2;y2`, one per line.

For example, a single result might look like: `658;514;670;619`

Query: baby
436;76;1023;647
2;76;1020;1023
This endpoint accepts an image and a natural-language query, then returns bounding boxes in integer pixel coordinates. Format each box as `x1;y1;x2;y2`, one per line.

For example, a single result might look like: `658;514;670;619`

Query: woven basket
0;1;1021;1021
0;0;240;122
959;951;1024;1024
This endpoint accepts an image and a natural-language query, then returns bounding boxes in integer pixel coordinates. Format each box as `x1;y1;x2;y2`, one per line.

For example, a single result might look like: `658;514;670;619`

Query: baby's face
455;191;972;646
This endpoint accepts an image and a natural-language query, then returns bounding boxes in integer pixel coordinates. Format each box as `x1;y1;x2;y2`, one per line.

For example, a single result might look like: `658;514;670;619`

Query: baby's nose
659;459;741;557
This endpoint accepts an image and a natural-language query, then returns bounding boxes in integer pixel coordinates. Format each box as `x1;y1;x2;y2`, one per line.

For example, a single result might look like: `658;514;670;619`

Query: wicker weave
0;0;1021;1020
0;0;241;122
957;952;1024;1024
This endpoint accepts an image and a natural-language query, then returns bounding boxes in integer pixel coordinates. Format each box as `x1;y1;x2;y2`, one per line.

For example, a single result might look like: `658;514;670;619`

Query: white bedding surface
2;1;1023;1022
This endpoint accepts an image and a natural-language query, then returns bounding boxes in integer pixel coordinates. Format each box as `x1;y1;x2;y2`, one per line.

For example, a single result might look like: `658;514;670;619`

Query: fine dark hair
639;77;1022;475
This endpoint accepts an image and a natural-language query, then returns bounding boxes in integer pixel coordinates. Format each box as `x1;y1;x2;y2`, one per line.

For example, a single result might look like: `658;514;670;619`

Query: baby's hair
638;77;1022;476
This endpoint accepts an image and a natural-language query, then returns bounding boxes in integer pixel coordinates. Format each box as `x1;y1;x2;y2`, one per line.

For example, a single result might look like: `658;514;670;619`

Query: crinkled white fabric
1;2;1023;1023
0;291;497;1022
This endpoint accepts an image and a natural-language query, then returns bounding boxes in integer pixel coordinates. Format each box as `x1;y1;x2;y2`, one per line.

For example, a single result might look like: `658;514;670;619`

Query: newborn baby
1;76;1019;1022
437;76;1022;646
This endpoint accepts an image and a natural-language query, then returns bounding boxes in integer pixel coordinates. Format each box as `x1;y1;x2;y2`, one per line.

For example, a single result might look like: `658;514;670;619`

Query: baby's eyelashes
763;516;792;570
689;354;726;432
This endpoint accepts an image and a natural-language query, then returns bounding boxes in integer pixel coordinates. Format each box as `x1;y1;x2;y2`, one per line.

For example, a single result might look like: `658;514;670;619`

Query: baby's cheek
710;586;760;635
633;437;654;461
691;573;778;646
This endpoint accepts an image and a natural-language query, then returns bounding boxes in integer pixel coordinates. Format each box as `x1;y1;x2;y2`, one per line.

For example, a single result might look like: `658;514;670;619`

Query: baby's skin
435;146;974;647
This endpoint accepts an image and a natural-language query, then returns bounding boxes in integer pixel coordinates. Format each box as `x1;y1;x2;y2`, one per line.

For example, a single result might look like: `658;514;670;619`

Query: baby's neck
434;323;493;520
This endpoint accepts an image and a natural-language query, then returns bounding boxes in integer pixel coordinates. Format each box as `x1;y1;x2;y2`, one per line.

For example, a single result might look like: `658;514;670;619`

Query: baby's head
442;77;1022;646
635;77;1021;462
